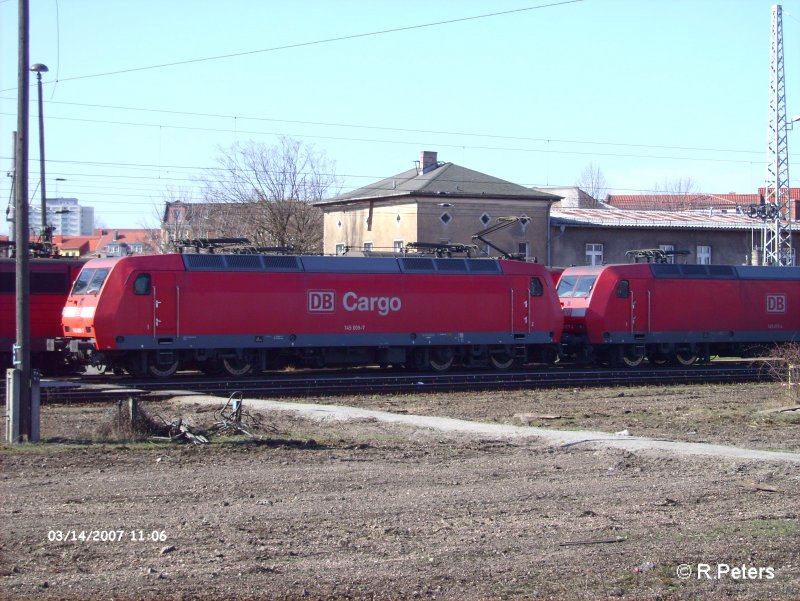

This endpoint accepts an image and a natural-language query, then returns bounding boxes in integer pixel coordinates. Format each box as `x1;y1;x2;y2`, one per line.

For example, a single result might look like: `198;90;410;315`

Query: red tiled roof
607;189;800;211
51;235;101;255
607;193;756;210
93;228;160;251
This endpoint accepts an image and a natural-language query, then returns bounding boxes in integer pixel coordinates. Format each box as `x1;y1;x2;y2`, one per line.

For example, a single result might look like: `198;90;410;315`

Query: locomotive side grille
681;265;709;278
433;259;468;273
400;257;435;272
226;255;264;270
736;265;800;280
465;259;501;274
301;256;399;273
650;264;681;277
261;256;302;271
707;265;737;278
650;264;799;280
182;254;227;271
182;254;302;272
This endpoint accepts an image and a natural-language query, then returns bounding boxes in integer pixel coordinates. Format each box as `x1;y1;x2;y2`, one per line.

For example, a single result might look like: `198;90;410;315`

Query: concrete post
6;368;21;442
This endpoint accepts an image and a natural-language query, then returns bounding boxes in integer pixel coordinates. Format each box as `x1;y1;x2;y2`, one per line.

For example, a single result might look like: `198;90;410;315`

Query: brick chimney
419;150;438;175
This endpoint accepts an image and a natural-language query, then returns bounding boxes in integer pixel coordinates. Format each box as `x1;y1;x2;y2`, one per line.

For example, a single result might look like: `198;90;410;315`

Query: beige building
315;151;561;262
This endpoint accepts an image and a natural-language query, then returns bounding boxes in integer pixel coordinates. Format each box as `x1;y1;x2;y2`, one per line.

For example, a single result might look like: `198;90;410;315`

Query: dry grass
94;398;170;442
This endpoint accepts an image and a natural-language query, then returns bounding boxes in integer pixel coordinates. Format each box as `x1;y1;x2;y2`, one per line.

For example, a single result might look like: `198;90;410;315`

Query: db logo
308;290;335;313
766;294;787;314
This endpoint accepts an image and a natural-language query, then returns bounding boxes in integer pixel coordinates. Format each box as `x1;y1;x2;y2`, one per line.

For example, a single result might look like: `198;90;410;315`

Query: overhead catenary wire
13;1;583;86
0;97;768;157
0;113;784;167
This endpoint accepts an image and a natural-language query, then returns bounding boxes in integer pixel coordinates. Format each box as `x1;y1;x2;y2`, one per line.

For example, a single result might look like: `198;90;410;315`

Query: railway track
33;361;780;403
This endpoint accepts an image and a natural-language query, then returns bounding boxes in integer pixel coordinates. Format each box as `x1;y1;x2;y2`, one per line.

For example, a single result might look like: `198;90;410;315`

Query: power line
0;96;768;157
42;1;584;84
0;111;780;166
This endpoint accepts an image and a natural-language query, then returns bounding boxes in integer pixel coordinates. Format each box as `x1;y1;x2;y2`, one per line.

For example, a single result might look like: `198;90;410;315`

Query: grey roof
316;163;561;206
550;208;800;231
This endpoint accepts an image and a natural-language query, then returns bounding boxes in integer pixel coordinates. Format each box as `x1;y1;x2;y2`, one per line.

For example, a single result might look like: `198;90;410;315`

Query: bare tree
575;163;608;206
648;176;702;210
201;137;340;253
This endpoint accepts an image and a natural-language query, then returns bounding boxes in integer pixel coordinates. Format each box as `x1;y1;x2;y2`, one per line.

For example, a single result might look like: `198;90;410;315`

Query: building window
363;242;374;252
393;240;404;253
518;242;529;258
696;245;711;265
585;243;603;266
335;243;346;256
659;244;675;264
480;213;491;226
440;212;452;225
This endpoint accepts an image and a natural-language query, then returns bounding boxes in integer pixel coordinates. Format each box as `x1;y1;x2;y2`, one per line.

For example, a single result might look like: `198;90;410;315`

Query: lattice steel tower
763;4;793;266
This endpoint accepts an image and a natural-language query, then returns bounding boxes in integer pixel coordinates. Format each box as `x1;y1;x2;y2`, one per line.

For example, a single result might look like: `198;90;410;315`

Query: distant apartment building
29;197;94;237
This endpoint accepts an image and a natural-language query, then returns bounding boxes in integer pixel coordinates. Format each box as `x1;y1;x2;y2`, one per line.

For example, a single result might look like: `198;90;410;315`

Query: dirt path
181;395;800;464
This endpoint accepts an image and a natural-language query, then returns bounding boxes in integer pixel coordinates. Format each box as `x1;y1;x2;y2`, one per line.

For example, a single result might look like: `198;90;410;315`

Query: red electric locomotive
62;253;564;377
0;257;85;373
558;262;800;366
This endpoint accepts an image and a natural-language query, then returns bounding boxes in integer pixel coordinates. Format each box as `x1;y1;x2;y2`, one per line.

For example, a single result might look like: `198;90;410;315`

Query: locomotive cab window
133;273;151;295
556;275;578;297
558;275;597;298
529;277;544;297
572;276;596;298
616;280;630;298
71;268;109;295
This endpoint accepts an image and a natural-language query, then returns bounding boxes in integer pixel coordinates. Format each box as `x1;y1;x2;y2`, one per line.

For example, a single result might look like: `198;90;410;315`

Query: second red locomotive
557;262;800;366
0;257;85;374
62;253;564;377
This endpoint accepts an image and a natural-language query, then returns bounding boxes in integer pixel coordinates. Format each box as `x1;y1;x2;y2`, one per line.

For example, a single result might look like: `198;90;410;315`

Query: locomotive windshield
557;275;596;298
71;268;110;295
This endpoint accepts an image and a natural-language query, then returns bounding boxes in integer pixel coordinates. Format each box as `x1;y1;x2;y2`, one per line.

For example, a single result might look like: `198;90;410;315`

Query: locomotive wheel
222;352;254;377
488;346;515;371
647;352;669;366
620;346;644;368
147;354;180;378
428;347;455;372
674;351;697;366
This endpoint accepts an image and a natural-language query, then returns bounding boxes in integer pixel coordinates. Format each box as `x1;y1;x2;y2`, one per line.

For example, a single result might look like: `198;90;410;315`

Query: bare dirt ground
1;381;799;601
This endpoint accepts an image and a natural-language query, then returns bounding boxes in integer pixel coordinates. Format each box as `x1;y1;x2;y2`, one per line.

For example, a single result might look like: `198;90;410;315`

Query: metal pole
12;0;32;442
33;66;48;254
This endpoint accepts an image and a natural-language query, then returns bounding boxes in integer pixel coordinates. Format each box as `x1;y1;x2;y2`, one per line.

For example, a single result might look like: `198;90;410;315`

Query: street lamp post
30;63;49;256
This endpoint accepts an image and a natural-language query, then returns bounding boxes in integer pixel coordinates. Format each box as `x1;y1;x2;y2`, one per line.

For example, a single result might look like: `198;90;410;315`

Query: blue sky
2;0;799;235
